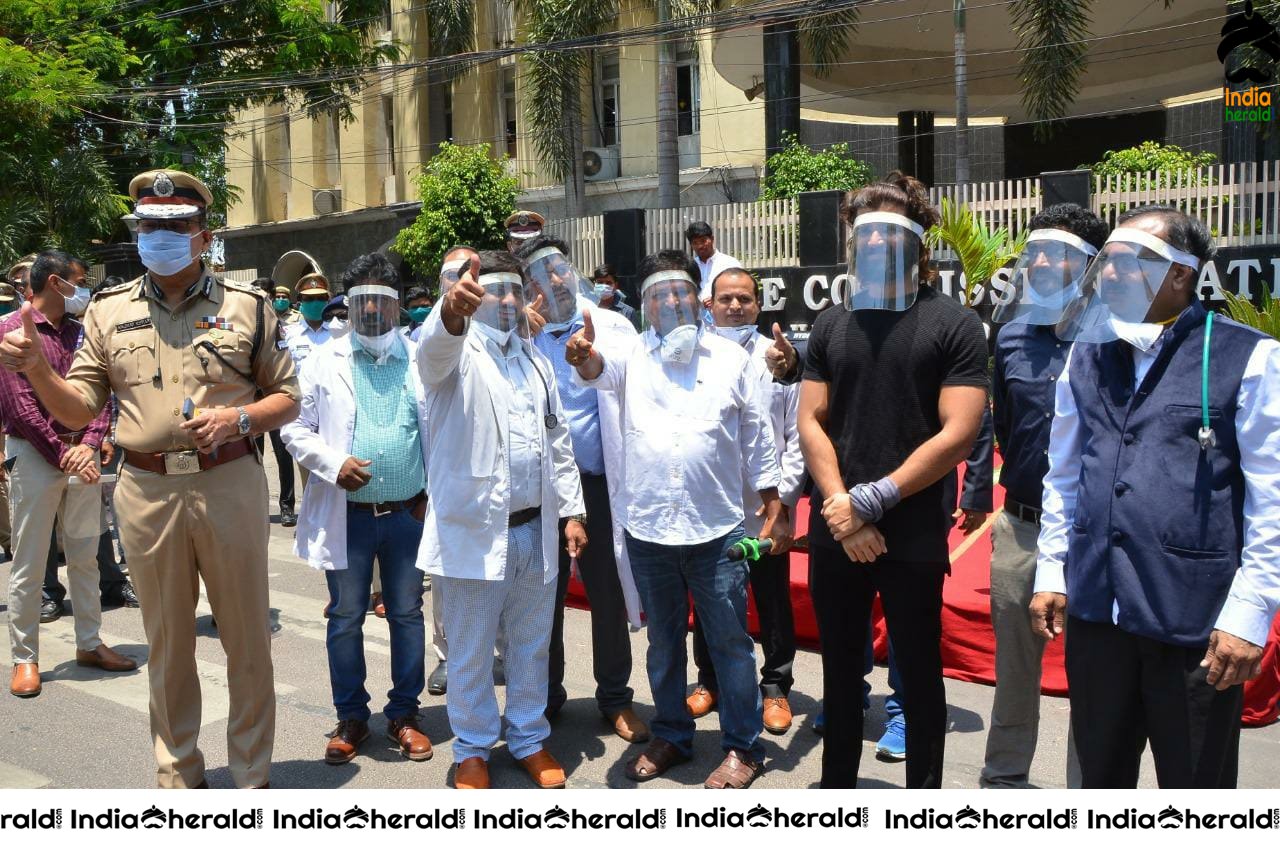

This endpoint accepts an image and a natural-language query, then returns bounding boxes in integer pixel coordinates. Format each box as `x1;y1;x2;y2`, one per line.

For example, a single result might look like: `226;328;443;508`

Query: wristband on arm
848;477;901;523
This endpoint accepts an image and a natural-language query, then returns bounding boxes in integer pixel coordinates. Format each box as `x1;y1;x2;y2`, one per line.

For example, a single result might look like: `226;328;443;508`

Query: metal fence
645;199;799;267
544;214;605;271
1092;161;1280;247
928;178;1042;261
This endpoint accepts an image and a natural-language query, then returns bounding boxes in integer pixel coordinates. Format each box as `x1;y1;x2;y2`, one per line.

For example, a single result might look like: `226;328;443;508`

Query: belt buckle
163;450;202;475
372;501;391;518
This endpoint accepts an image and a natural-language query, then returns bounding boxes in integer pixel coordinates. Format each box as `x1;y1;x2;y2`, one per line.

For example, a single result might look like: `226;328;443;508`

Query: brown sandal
703;749;763;789
625;737;689;782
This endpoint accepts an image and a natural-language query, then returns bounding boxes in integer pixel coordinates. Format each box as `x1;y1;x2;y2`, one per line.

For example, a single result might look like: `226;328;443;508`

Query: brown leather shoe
517;749;566;788
704;749;763;789
9;664;40;698
605;708;651;743
625;737;689;782
75;644;137;672
762;696;792;735
324;719;370;765
454;756;489;789
686;685;717;718
386;715;433;761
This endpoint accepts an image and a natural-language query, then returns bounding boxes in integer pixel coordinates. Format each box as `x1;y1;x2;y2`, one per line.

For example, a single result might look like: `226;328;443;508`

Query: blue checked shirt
535;322;605;476
347;338;425;503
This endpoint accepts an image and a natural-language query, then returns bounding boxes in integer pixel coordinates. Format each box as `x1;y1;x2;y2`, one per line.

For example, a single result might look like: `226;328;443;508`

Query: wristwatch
236;407;251;436
567;513;588;526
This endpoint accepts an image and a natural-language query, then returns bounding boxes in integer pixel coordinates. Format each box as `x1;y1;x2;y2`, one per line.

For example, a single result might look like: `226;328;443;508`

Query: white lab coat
574;300;645;628
415;307;584;584
742;333;807;536
280;334;431;571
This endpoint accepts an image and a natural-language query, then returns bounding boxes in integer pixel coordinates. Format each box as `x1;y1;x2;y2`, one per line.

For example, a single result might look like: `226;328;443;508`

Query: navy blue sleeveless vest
1066;302;1266;647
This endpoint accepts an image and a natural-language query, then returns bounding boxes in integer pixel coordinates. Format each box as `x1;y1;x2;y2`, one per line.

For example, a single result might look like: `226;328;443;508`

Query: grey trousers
981;509;1081;788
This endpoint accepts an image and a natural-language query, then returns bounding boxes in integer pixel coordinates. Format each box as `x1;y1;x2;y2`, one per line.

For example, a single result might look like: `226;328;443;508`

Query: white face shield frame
844;211;925;312
523;246;588;326
472;271;530;339
993;229;1098;326
640;269;703;337
1054;228;1200;344
347;284;401;339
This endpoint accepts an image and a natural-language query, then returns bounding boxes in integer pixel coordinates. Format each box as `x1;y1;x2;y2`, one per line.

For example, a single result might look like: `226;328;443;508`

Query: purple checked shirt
0;307;111;469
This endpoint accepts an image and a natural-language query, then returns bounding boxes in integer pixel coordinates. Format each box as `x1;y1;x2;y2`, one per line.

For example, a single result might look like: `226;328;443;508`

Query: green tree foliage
1084;141;1219;181
0;0;400;264
759;133;874;200
925;197;1027;305
394;143;520;277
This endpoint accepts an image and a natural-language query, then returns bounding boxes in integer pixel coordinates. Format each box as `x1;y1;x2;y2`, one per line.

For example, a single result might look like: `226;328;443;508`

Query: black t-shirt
803;285;989;562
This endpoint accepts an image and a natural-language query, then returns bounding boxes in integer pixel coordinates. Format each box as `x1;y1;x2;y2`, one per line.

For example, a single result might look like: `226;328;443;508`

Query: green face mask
273;298;291;314
408;306;432;323
299;300;327;322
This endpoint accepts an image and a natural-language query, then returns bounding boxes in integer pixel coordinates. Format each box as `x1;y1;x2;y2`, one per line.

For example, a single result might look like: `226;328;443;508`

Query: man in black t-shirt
796;175;988;789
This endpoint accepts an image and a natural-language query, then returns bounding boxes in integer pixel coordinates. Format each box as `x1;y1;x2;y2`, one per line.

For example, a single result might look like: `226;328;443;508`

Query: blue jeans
863;621;903;719
626;525;763;761
326;506;425;722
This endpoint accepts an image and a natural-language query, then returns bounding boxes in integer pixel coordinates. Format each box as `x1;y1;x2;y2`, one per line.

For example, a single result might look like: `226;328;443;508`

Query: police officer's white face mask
137;229;203;277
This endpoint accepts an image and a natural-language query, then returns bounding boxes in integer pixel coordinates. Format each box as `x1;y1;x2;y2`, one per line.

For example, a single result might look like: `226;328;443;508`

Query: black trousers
691;550;796;697
809;543;948;788
1066;616;1243;788
42;527;127;604
268;429;294;510
548;472;635;715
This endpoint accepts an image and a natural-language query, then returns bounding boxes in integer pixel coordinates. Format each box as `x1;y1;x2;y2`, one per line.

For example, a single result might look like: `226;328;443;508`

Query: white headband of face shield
441;258;467;273
525;246;565;265
640;269;696;295
346;284;399;298
477;272;524;288
851;211;926;238
1024;228;1098;256
1104;227;1200;270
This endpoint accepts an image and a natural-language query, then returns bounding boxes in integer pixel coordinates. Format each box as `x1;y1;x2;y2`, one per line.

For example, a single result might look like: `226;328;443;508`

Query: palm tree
1010;0;1092;140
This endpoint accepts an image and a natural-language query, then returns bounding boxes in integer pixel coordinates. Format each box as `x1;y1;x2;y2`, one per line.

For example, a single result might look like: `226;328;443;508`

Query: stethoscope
1198;311;1216;451
529;353;560;431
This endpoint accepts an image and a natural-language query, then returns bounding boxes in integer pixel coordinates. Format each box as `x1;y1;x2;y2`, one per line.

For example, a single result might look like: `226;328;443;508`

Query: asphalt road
2;452;1278;790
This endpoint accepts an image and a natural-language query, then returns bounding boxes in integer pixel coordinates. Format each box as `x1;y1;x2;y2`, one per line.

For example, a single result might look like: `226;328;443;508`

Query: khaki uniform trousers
114;453;273;789
981;509;1081;788
6;437;103;663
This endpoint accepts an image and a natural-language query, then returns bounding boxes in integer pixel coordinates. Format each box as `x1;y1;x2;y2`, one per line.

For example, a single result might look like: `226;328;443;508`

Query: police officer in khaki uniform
0;169;300;789
504;210;546;253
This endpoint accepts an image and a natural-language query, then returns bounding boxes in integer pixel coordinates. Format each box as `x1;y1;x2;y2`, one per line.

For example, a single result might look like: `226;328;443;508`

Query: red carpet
566;467;1280;727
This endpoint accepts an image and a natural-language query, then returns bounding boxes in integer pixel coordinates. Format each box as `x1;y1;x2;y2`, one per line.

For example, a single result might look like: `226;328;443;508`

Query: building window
501;66;517;159
380;0;393;32
676;47;700;137
595;50;620;149
383;96;396;175
444;86;453;143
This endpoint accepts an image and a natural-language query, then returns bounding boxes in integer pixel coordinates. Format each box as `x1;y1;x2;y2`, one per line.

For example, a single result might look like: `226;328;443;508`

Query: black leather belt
509;506;541;527
349;490;426;517
1005;499;1043;525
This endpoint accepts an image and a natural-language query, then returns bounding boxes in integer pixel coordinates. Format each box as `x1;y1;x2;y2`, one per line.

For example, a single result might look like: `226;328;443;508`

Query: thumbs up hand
565;309;602;378
764;322;797;380
0;303;47;373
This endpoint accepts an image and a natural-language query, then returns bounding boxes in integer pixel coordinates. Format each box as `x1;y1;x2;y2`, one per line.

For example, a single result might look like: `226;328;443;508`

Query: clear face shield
472;272;530;346
523;246;591;328
844;211;925;312
641;269;703;364
347;284;402;358
993;229;1098;326
1054;228;1200;344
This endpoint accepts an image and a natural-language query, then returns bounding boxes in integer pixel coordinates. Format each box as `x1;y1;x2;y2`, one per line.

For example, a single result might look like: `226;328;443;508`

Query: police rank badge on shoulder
196;316;234;331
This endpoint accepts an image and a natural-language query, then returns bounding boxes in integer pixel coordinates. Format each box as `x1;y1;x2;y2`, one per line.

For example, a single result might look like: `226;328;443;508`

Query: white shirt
1034;333;1280;647
284;320;333;368
578;328;780;545
738;333;806;535
695;250;743;300
481;333;545;512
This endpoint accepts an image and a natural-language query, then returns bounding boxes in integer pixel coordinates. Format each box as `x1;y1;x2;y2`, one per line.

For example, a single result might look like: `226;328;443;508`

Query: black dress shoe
39;599;63;623
428;661;447;696
280;504;297;528
121;582;140;608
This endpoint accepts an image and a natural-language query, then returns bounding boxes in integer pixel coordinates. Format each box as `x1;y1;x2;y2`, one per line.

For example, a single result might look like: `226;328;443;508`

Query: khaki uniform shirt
65;268;300;454
279;308;301;327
